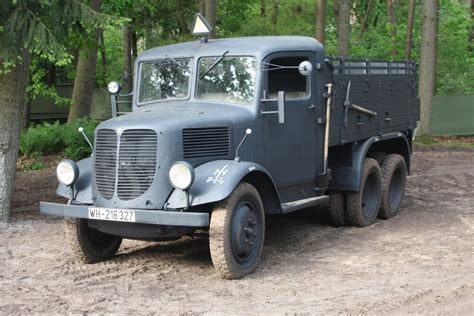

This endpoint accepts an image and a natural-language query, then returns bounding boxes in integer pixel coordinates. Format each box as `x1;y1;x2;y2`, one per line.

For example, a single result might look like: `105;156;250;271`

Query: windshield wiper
199;50;229;79
163;54;191;72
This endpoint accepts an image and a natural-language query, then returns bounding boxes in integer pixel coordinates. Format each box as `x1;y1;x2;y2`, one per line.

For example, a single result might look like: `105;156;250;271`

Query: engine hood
97;101;253;132
92;102;255;210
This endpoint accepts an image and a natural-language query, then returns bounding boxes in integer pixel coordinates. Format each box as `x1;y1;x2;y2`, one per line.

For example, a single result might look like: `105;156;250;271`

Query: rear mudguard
166;160;279;209
328;133;411;192
56;157;93;204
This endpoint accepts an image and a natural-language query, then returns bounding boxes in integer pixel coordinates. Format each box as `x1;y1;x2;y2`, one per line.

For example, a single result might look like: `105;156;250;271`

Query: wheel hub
231;203;260;264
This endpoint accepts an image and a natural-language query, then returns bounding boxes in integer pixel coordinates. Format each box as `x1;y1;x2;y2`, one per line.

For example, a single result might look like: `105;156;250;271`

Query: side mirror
277;91;286;124
298;61;313;76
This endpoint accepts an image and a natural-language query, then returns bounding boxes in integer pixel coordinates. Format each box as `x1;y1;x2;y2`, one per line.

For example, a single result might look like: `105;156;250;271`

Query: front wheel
209;183;265;279
65;218;122;263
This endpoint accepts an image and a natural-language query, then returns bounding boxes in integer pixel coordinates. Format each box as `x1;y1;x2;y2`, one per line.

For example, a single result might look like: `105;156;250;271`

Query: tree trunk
271;0;279;35
333;0;339;22
337;0;352;57
67;0;102;123
205;0;217;38
99;29;107;86
387;0;397;59
23;100;31;131
46;63;55;85
469;0;474;55
131;30;138;59
315;0;327;45
260;0;266;17
404;0;416;60
358;0;373;39
0;52;30;221
199;0;205;14
418;0;438;137
123;25;133;93
176;0;190;34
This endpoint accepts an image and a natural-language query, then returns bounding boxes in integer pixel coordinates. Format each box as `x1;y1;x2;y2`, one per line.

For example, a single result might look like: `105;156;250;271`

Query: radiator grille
94;129;118;199
183;127;230;158
94;129;157;201
117;130;157;201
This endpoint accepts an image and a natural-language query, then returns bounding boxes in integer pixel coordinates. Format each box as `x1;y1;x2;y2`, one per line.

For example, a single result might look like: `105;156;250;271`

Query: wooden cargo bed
327;58;420;146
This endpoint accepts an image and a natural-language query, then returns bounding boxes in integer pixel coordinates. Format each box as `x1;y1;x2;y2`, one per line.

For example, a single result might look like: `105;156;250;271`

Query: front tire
347;158;382;227
328;191;347;227
65;218;122;263
209;183;265;279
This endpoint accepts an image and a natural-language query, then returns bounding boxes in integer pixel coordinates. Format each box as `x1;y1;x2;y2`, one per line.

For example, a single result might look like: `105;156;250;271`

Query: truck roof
137;36;324;62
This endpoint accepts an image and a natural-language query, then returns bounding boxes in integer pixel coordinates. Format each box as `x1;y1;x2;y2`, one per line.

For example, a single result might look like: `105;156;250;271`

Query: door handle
307;104;316;110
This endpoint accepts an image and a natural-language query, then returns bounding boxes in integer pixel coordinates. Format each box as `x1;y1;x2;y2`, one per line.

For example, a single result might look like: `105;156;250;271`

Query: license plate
88;207;136;222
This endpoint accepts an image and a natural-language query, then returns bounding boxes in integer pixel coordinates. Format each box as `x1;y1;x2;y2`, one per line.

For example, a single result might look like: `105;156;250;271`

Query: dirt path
1;150;473;314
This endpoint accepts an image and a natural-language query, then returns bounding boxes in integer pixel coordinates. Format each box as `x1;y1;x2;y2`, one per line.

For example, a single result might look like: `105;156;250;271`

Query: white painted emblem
206;164;229;184
248;166;256;171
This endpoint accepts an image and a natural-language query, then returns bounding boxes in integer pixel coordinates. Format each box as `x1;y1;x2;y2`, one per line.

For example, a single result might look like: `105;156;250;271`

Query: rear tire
347;158;382;227
378;154;407;219
328;191;346;227
209;183;265;279
65;218;122;263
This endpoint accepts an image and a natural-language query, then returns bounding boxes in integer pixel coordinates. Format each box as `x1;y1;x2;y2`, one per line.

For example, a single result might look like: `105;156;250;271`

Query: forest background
0;0;472;220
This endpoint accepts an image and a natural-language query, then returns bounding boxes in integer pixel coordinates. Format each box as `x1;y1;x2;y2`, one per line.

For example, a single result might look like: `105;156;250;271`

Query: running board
281;196;329;214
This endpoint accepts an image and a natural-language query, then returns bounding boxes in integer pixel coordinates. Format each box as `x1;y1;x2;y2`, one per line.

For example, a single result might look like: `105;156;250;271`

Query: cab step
281;195;329;214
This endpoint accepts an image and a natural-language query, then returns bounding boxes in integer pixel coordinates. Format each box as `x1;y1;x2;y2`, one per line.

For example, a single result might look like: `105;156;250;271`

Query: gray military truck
41;15;419;279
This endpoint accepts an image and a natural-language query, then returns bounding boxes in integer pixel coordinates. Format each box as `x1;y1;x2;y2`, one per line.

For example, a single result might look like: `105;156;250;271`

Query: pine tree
0;0;106;221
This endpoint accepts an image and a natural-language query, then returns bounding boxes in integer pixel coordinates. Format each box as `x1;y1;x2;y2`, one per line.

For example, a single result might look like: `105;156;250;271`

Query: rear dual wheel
347;158;383;227
332;154;407;227
379;154;407;219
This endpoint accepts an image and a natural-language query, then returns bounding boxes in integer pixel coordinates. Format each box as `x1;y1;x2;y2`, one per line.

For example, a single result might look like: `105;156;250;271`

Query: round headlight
56;160;79;186
169;161;194;190
107;81;121;94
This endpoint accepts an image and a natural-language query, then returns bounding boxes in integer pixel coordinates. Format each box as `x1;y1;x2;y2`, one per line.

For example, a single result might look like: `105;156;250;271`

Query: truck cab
41;16;419;279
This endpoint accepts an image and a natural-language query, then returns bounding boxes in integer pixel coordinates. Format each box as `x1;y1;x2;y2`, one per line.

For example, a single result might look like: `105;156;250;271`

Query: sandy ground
1;150;473;314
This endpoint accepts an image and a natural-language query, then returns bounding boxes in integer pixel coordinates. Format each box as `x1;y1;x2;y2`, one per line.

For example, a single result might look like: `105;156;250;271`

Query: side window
267;56;309;100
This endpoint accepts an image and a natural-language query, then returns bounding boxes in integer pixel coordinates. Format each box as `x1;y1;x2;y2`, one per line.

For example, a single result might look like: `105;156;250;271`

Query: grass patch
414;135;474;149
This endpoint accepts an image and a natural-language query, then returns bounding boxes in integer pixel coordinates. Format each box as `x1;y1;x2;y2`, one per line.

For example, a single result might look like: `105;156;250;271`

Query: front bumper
39;202;209;227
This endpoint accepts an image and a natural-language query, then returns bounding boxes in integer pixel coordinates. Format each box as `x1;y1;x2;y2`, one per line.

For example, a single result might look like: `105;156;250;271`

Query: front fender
56;157;93;204
166;160;275;209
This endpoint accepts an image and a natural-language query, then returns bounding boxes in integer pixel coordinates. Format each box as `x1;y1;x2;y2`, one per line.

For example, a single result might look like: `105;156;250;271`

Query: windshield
138;58;192;104
197;56;257;105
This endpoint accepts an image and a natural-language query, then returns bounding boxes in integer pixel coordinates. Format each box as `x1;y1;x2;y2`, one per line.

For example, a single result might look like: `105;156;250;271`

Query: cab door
261;52;318;189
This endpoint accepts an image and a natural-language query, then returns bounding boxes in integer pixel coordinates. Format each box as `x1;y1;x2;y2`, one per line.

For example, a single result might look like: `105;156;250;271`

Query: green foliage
19;121;65;155
61;118;97;160
9;0;472;106
27;59;72;106
96;24;125;85
436;1;474;95
19;119;98;161
0;0;119;66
